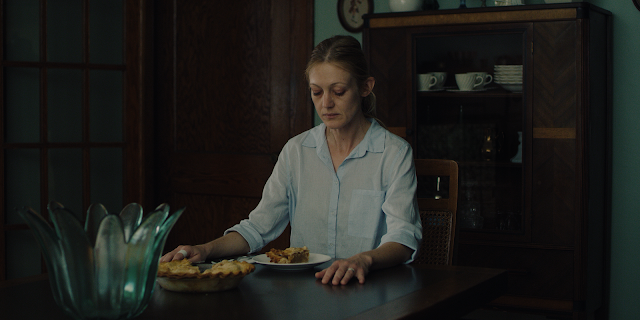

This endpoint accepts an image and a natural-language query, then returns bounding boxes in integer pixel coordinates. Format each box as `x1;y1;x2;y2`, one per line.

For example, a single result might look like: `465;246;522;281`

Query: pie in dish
156;259;255;292
157;259;255;279
266;246;309;264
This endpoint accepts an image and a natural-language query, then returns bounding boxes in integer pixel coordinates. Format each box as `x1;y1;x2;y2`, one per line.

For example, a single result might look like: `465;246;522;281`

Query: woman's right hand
159;232;250;264
160;245;207;263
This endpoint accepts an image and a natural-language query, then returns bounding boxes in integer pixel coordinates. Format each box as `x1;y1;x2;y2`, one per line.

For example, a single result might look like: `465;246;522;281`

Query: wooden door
153;0;314;252
0;0;150;281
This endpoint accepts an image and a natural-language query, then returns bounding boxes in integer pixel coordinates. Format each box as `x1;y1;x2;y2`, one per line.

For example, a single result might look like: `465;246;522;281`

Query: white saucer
418;88;445;92
447;88;488;92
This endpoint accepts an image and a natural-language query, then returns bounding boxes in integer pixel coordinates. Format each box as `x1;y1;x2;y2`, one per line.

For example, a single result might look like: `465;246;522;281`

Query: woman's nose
322;94;334;108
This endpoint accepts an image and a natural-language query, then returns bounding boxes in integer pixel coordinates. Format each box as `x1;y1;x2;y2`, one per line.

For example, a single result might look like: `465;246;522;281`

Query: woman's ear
361;77;376;97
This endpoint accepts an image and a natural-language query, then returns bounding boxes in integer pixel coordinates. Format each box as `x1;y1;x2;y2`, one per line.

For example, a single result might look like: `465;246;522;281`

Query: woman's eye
311;90;321;96
334;90;345;96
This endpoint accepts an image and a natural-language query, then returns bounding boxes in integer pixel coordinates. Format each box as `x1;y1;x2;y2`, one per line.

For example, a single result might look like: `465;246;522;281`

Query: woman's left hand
314;243;413;285
315;254;372;285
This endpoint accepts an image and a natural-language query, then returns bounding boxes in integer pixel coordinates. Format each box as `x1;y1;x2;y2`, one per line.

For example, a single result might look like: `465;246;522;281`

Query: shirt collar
302;119;385;157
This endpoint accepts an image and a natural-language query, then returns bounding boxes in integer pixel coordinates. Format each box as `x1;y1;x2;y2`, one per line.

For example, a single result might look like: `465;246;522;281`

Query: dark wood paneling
174;1;271;153
154;0;313;254
531;21;579;246
165;193;260;249
532;21;577;129
365;28;408;129
531;139;576;246
123;0;154;208
169;153;272;198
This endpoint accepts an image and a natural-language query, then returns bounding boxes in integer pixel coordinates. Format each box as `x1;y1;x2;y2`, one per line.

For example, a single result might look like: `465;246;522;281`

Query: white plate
252;253;331;271
495;77;522;82
495;81;523;84
494;65;522;69
499;84;523;92
494;72;522;76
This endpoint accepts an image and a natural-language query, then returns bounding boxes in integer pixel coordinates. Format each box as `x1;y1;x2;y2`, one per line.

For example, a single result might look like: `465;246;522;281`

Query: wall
314;0;640;319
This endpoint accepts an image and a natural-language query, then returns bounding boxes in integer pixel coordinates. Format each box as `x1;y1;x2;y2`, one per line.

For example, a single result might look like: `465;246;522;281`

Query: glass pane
4;67;40;143
414;32;524;233
47;0;82;63
89;0;123;64
6;229;42;279
90;148;122;213
4;0;40;61
48;69;83;142
5;149;40;225
90;70;123;142
49;148;83;219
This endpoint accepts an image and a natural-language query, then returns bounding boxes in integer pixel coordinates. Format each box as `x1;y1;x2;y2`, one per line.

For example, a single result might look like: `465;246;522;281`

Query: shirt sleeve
224;145;291;254
379;140;422;263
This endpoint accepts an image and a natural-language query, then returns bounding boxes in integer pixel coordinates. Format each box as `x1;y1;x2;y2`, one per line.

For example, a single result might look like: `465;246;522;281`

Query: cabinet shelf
457;160;521;168
417;89;522;98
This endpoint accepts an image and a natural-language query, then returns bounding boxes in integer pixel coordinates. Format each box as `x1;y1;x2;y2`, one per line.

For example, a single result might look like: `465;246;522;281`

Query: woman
161;35;421;285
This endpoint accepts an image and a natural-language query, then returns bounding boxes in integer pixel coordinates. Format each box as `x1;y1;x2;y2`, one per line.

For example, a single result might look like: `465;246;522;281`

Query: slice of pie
266;246;309;264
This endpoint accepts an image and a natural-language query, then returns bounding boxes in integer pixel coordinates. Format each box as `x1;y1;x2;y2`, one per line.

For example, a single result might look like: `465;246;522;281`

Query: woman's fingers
160;245;191;262
315;260;363;285
339;267;357;285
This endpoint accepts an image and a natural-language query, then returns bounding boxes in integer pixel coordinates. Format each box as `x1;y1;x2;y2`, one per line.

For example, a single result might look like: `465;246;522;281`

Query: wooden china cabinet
363;3;611;319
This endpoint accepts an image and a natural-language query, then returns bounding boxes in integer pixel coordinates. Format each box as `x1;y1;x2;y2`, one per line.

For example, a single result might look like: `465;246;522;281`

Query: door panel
154;0;314;253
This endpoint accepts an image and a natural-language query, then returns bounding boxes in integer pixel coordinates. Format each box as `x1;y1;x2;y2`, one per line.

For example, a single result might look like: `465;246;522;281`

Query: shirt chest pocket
348;189;386;238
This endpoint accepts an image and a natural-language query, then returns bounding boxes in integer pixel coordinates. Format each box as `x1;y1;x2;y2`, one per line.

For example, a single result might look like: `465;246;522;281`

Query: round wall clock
338;0;374;33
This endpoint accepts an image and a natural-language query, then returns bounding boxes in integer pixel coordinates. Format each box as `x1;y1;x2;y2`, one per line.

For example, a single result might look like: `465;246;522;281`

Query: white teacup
455;73;483;91
467;72;493;89
417;74;438;91
429;72;447;89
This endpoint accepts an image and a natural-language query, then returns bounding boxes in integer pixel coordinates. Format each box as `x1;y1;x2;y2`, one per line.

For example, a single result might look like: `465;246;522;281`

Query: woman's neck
326;118;371;157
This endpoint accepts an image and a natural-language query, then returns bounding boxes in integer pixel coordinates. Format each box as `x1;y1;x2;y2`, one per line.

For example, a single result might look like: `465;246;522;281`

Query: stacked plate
494;65;523;92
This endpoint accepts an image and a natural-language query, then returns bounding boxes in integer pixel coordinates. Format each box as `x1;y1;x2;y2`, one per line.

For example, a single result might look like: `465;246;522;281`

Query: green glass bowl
18;201;184;320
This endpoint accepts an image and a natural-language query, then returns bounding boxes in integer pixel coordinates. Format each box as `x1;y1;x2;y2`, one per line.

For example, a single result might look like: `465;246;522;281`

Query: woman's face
308;62;366;130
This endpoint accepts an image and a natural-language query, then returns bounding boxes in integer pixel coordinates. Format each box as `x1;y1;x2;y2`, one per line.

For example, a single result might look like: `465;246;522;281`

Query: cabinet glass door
412;27;529;239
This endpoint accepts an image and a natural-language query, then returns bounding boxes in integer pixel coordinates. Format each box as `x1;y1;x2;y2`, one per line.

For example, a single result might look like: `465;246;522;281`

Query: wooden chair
413;159;458;266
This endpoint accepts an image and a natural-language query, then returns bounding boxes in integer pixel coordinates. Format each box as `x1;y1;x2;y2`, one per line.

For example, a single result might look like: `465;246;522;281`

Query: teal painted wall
314;0;640;318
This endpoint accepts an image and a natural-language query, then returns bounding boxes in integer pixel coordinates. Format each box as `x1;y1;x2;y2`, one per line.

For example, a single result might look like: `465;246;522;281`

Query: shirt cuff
224;221;266;254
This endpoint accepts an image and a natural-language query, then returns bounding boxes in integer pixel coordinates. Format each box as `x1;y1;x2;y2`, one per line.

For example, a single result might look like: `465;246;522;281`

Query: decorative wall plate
338;0;374;33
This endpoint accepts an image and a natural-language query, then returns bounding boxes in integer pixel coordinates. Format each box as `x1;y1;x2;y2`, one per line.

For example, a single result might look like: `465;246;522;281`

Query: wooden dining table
0;261;506;320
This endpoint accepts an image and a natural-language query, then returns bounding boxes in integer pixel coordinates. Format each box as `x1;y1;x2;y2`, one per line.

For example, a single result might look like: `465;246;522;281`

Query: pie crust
157;259;255;293
157;259;255;279
266;246;309;264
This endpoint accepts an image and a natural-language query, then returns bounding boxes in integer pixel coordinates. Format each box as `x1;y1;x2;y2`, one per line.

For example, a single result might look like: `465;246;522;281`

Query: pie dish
156;259;255;292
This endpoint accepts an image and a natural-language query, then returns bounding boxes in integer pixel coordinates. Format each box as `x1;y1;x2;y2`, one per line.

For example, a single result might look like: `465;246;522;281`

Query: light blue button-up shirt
225;119;422;262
